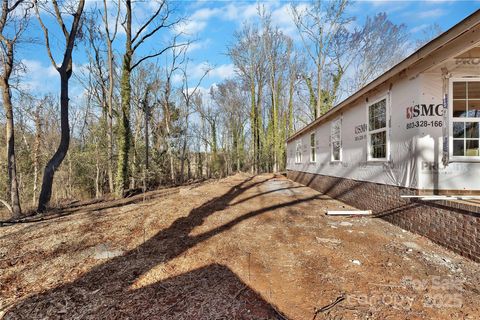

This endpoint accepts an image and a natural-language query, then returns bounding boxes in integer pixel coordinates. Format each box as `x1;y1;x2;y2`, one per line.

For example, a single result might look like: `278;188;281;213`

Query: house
286;9;480;262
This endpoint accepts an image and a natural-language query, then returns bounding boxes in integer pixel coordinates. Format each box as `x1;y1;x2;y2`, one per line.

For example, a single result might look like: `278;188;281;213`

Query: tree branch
130;40;187;71
52;0;69;40
34;0;58;69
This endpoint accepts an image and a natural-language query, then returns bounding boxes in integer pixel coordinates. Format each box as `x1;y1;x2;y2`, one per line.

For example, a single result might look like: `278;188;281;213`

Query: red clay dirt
1;173;479;319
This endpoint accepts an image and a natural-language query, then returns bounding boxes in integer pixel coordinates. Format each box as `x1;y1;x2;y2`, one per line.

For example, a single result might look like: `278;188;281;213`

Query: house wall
418;68;480;191
287;66;480;192
287;75;421;189
286;60;480;262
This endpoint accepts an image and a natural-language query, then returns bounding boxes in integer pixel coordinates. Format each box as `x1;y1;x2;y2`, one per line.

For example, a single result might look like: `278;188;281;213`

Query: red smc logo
406;106;413;119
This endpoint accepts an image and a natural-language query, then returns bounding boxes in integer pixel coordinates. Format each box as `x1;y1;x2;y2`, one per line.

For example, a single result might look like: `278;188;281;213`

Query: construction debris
326;210;372;216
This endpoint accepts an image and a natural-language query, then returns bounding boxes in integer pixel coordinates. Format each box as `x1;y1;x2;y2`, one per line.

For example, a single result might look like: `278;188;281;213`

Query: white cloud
177;1;281;36
20;59;88;100
190;61;213;79
175;7;222;35
175;19;208;35
224;2;259;21
186;62;236;85
186;38;212;53
271;3;302;39
209;63;236;80
417;8;446;19
172;73;183;85
410;23;429;34
20;59;58;92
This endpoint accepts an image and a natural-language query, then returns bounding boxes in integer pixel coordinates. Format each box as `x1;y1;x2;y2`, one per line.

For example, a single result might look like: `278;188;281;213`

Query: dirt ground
1;173;480;319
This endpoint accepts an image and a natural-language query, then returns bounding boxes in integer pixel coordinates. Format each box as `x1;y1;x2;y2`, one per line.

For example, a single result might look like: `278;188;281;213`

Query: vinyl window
310;133;316;162
367;98;389;161
331;118;342;161
295;142;302;163
450;79;480;159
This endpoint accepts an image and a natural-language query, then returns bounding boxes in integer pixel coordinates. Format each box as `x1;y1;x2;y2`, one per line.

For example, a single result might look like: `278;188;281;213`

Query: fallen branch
0;199;13;214
234;285;247;299
312;294;345;320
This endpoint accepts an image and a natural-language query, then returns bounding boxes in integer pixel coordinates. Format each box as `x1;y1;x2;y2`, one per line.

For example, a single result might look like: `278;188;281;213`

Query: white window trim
366;95;390;162
310;132;316;163
295;141;302;164
330;117;342;162
449;77;480;162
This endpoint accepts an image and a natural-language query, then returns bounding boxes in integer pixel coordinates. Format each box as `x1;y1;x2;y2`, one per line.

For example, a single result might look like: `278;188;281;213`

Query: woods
0;0;419;217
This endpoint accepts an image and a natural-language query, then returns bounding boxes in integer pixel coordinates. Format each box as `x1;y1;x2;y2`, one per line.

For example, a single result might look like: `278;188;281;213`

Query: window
451;79;480;158
331;118;342;161
367;98;388;160
310;133;316;162
295;142;302;163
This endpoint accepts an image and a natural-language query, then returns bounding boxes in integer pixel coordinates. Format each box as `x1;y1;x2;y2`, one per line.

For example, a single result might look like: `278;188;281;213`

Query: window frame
310;132;316;163
330;117;342;162
449;78;480;162
366;95;390;162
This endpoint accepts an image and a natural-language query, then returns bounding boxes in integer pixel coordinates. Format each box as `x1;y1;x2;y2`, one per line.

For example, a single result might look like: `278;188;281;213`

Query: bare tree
346;12;407;93
228;23;266;174
415;23;442;49
160;43;186;184
116;0;184;197
35;0;85;212
194;91;220;176
211;79;248;173
0;0;30;217
179;57;210;182
260;10;291;172
102;0;120;193
291;0;351;118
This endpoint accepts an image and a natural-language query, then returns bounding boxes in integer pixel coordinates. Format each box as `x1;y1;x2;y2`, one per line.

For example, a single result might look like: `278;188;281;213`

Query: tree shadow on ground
5;175;320;319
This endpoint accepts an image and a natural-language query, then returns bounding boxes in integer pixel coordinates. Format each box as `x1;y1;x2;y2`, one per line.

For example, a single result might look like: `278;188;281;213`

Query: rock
316;237;342;245
92;244;124;260
351;259;362;266
403;242;422;251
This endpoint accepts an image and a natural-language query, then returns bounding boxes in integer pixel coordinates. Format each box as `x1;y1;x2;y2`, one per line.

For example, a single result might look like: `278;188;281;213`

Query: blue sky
16;0;480;99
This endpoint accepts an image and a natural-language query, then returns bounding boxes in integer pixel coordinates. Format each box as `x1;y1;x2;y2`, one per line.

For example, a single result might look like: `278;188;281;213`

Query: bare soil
1;173;479;319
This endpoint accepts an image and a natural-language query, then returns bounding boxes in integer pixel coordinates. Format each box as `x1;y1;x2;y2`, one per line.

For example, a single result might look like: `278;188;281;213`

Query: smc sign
406;104;443;119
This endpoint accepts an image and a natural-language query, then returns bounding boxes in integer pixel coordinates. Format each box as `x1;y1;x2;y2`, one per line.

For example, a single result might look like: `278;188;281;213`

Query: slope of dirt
1;173;479;319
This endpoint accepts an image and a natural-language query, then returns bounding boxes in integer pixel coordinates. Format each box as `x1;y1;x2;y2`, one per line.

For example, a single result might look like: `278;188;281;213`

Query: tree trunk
32;103;41;206
144;99;149;172
115;0;132;197
107;89;114;193
316;66;322;118
180;111;189;183
38;72;71;212
250;80;257;174
36;0;85;212
95;140;101;198
1;81;21;217
106;36;115;194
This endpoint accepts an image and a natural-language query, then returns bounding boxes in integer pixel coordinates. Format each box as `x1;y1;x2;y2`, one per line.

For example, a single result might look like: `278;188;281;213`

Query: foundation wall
288;170;480;262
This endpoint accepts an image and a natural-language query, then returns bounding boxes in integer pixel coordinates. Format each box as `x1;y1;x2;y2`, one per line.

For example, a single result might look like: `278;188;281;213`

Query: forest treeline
0;0;438;218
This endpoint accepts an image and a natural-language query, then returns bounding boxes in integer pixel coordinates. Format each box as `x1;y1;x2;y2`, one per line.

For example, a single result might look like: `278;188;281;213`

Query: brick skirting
287;170;480;262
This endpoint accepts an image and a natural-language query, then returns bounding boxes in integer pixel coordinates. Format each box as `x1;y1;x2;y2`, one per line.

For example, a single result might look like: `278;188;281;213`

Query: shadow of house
5;175;319;319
